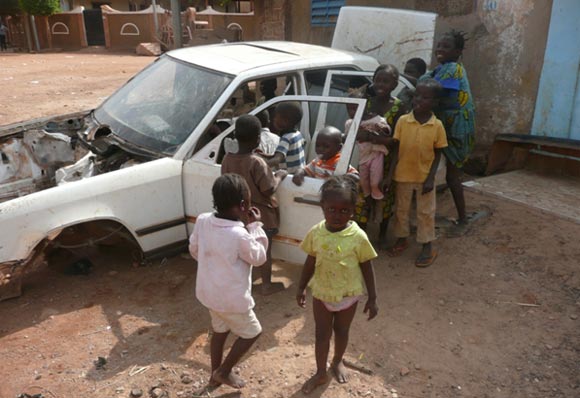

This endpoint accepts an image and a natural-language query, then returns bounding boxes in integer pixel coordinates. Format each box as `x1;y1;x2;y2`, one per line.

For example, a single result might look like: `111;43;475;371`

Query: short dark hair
373;64;400;81
235;114;261;143
320;175;359;205
406;58;427;76
442;29;467;51
212;174;250;213
275;101;303;127
417;78;443;97
256;110;269;128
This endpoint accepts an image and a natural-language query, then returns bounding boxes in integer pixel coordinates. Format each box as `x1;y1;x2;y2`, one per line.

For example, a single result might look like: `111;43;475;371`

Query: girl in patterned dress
425;30;475;233
353;64;407;248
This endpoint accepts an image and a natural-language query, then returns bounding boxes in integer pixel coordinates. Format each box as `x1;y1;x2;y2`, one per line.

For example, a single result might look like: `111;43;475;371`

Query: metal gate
83;9;105;46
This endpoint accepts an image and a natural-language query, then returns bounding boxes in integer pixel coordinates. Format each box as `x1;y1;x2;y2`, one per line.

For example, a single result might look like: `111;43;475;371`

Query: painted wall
49;12;87;49
531;0;580;140
287;0;553;149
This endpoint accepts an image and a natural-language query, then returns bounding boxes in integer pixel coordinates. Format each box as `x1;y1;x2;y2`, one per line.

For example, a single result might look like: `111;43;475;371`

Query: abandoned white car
0;4;439;300
0;40;390;300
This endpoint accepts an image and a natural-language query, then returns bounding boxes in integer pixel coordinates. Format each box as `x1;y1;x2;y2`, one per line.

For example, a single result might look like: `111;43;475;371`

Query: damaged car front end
0;55;231;299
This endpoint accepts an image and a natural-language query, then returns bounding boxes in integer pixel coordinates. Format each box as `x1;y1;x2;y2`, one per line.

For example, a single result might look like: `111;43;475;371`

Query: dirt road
0;51;578;398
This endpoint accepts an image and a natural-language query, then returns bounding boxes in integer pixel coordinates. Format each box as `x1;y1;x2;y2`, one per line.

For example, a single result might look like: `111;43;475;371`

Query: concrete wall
48;12;87;50
286;0;553;149
102;10;159;49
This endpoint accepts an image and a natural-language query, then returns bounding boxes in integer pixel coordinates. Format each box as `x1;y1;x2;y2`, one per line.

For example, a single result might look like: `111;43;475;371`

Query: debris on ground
130;389;144;397
136;43;162;57
94;356;107;370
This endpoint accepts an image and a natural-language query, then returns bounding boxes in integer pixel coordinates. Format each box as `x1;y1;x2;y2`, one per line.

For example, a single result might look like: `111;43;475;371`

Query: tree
18;0;60;16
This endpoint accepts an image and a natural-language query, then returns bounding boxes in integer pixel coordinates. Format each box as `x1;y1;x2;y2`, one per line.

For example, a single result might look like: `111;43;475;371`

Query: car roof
168;41;378;75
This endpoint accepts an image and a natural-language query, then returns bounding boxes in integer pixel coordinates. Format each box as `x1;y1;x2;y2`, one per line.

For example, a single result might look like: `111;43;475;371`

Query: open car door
181;94;367;265
310;70;414;162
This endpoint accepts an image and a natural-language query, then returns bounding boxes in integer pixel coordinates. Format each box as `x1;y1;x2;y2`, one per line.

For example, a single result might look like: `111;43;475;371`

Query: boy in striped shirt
292;126;358;185
266;102;306;174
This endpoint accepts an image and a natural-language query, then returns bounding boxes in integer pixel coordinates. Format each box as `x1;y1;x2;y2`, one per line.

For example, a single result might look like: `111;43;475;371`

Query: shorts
322;295;362;312
209;309;262;339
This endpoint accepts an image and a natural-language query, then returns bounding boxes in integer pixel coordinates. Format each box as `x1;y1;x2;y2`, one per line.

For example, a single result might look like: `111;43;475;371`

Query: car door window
192;74;298;155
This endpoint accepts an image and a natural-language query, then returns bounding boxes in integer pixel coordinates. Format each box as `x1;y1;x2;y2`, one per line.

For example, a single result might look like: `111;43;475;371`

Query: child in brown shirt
222;115;288;295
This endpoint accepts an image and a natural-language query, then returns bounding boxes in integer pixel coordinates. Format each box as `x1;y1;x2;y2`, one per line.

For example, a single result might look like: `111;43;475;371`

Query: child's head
212;173;251;219
260;78;277;100
404;58;427;80
256;110;269;129
413;78;442;114
273;101;303;132
372;64;399;98
235;114;261;151
320;175;359;232
315;126;343;161
436;29;466;64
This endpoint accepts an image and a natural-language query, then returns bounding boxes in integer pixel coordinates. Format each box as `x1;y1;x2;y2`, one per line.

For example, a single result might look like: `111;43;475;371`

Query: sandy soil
0;50;579;398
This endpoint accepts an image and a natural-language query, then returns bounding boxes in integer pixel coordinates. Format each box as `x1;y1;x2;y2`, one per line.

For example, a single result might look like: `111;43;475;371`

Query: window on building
311;0;345;27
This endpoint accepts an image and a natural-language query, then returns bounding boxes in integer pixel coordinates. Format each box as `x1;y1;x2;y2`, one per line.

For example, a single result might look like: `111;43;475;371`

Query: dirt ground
0;50;579;398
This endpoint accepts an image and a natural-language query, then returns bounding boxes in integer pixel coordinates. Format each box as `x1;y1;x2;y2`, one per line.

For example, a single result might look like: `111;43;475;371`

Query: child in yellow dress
296;175;378;394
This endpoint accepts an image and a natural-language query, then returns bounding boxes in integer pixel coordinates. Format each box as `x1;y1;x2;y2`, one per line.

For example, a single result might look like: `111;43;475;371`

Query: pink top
189;212;268;313
345;115;390;165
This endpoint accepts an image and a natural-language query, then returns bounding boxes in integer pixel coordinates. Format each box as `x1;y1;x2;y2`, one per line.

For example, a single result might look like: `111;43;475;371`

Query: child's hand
292;173;304;186
363;298;378;320
422;178;434;194
296;289;307;308
246;206;262;224
275;169;288;180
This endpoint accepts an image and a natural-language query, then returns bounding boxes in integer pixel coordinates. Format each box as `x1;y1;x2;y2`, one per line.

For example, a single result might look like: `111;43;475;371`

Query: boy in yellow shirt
385;78;448;267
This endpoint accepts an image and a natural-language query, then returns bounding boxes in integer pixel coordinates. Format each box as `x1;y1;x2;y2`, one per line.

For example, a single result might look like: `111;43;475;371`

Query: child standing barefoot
426;30;476;234
296;176;378;394
189;174;267;392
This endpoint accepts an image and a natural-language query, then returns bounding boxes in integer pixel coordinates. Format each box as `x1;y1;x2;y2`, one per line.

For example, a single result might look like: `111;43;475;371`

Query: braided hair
320;175;359;205
443;29;468;52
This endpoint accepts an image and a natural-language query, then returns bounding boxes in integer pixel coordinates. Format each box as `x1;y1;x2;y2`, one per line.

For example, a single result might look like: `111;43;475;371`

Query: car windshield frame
94;55;234;155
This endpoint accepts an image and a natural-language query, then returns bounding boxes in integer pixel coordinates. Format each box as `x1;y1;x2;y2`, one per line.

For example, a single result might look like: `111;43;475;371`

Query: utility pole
170;0;182;49
151;0;159;35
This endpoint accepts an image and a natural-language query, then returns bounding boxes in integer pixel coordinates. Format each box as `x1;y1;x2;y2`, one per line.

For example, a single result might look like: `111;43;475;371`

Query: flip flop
415;249;438;267
386;240;409;257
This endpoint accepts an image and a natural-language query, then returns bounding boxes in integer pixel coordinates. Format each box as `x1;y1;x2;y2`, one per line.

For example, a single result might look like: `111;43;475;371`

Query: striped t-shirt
275;130;306;173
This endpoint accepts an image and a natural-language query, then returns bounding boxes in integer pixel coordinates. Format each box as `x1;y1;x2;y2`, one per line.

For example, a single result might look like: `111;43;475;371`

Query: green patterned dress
353;98;403;226
425;62;475;167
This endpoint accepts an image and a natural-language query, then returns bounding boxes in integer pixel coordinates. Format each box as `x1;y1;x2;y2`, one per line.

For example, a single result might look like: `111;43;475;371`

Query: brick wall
261;0;286;40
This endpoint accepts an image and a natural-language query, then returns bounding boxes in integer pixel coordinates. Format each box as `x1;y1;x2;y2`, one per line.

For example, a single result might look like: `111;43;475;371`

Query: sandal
415;249;438;267
386;240;409;257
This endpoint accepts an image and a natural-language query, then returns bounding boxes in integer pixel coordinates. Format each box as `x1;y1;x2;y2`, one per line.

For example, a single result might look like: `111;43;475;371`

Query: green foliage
18;0;60;16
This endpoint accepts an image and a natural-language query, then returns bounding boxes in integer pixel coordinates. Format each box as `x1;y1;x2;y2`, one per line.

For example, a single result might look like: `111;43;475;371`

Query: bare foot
192;381;220;397
301;371;330;394
212;369;246;389
259;281;285;296
331;360;348;383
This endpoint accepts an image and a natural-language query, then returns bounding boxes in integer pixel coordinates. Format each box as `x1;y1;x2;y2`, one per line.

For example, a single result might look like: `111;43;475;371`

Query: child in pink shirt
189;174;267;392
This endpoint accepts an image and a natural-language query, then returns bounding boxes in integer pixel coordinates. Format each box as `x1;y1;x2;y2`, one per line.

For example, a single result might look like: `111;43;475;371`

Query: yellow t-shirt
300;221;377;303
393;113;448;183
